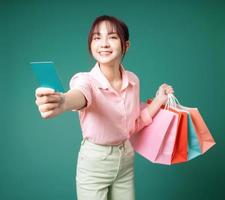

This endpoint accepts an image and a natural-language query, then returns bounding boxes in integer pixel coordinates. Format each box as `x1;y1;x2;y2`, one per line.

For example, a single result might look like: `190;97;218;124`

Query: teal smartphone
30;61;64;92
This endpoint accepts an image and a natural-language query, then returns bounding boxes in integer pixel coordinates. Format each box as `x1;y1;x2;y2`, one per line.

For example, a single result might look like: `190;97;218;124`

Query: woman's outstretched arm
35;87;87;119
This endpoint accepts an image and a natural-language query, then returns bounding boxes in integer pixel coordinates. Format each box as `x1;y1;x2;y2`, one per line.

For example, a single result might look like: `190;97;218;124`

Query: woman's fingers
34;88;63;119
35;94;62;105
38;103;59;113
159;83;174;95
165;87;174;94
40;110;55;119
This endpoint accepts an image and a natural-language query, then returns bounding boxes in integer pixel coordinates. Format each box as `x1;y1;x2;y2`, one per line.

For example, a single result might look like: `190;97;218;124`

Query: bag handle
165;94;181;110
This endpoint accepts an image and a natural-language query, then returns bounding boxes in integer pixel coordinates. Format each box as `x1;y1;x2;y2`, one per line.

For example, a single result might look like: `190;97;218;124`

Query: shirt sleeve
128;72;152;135
69;72;92;111
134;102;152;133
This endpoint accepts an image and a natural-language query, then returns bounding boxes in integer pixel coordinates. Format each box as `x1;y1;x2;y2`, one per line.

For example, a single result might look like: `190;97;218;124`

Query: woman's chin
95;57;121;66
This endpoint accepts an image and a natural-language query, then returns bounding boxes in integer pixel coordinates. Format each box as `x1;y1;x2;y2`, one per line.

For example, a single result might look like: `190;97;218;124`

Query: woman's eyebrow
93;32;118;36
108;32;118;35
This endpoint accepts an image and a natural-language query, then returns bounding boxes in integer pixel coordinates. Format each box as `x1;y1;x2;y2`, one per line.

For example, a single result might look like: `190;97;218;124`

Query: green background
1;0;225;199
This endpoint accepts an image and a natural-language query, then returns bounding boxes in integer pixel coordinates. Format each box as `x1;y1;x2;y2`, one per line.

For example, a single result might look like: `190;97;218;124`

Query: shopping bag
147;99;188;164
130;103;179;165
154;111;179;164
166;94;215;160
182;107;216;154
166;106;201;162
171;110;188;164
187;113;202;160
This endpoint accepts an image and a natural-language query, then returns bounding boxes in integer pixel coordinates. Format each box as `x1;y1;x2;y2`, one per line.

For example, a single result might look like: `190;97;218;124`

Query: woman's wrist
58;93;66;113
146;96;165;119
153;95;167;106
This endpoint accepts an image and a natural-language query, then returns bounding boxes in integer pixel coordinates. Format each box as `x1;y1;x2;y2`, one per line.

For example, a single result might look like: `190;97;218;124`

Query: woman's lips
99;51;112;56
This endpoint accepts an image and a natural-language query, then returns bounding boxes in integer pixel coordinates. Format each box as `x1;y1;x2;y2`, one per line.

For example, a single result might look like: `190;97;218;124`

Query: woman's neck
98;62;122;82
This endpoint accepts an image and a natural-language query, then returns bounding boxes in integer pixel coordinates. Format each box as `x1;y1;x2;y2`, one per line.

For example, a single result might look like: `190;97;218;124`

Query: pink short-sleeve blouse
69;62;152;145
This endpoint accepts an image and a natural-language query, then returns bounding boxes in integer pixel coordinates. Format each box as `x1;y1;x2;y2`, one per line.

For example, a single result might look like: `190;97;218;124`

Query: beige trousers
76;139;135;200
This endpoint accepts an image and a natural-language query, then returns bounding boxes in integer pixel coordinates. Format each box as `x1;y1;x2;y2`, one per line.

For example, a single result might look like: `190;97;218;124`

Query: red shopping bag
171;110;188;164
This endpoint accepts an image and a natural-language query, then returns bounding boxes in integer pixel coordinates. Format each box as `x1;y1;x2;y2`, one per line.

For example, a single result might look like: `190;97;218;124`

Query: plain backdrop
1;0;225;199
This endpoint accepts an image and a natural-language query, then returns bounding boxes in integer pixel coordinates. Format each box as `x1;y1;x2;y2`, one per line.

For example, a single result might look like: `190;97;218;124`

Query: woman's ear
125;40;130;52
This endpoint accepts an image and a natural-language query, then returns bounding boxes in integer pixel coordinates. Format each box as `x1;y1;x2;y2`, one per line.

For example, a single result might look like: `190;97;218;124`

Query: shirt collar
90;62;136;91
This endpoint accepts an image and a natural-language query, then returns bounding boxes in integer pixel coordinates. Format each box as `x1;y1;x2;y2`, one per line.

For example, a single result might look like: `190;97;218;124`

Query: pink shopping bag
130;106;179;165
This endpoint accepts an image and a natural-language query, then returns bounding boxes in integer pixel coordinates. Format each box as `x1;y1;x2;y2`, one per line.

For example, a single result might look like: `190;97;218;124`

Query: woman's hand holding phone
35;87;65;119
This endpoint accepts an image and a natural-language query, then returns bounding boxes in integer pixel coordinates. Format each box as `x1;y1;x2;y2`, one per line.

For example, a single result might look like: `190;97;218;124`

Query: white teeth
99;51;112;56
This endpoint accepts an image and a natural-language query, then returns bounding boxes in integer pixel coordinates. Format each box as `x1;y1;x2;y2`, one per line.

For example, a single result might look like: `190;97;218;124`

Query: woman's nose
100;38;110;47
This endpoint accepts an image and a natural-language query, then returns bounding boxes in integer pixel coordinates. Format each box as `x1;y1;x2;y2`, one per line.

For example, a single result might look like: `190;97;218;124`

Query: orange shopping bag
167;94;216;155
181;107;216;154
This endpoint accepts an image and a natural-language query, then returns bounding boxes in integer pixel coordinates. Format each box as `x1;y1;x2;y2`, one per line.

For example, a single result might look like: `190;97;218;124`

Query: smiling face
90;21;127;66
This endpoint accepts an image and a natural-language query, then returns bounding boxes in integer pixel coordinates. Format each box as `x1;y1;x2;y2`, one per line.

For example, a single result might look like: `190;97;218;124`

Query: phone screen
31;61;64;92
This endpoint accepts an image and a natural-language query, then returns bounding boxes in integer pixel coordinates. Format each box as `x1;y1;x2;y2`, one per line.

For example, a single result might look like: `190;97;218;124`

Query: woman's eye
110;36;118;39
93;37;100;40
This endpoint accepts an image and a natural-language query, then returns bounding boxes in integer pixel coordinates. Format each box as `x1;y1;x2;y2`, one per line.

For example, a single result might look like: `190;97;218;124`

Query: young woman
35;15;174;200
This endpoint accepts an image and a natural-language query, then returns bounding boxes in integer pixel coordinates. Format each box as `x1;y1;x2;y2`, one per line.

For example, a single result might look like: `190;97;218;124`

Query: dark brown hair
88;15;129;58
